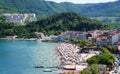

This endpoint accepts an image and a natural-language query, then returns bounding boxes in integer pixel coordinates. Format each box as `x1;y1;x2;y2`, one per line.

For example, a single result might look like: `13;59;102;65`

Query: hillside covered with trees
0;0;120;18
0;12;110;38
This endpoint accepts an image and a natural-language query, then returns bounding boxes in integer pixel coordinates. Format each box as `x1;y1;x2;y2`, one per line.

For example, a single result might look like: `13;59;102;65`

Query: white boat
43;69;52;72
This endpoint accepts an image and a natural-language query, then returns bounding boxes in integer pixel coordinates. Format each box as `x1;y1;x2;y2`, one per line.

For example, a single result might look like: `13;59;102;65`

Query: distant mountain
0;0;120;18
80;0;120;17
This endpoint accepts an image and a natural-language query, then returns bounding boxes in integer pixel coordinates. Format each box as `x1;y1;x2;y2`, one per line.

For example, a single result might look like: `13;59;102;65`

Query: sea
0;39;60;74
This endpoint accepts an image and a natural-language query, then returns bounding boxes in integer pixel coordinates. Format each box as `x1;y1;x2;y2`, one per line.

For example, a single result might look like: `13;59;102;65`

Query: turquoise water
0;40;60;74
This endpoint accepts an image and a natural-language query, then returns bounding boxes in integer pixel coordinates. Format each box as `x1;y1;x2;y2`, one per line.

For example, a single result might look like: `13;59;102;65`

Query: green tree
87;47;115;66
80;64;99;74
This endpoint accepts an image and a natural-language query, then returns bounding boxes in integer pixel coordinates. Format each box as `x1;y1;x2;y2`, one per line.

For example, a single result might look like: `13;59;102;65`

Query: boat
43;69;52;72
24;38;37;41
52;68;58;71
35;65;44;68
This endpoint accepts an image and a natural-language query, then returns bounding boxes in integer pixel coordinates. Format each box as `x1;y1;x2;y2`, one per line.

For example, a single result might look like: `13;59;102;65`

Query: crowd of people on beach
55;43;79;63
55;43;95;63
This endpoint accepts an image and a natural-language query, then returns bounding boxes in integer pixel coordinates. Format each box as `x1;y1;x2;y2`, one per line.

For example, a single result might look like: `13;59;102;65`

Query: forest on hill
0;12;110;38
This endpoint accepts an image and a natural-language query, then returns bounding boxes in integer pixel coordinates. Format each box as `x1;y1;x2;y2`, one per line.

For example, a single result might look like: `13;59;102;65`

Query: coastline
0;38;37;40
0;38;59;44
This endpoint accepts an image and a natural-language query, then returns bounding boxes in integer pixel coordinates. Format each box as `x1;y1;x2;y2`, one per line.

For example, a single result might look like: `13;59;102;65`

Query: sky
45;0;118;4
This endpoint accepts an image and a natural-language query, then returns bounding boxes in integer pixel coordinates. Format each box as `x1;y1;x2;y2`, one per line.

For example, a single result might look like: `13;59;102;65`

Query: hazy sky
45;0;117;4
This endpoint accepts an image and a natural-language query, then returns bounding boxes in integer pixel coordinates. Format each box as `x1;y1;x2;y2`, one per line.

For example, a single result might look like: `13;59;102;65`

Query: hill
30;12;105;35
0;0;120;18
0;12;107;38
90;17;120;28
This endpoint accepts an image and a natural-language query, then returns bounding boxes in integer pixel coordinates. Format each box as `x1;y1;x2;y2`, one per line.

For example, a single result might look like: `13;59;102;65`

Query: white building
3;13;37;24
59;31;87;41
95;32;120;46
